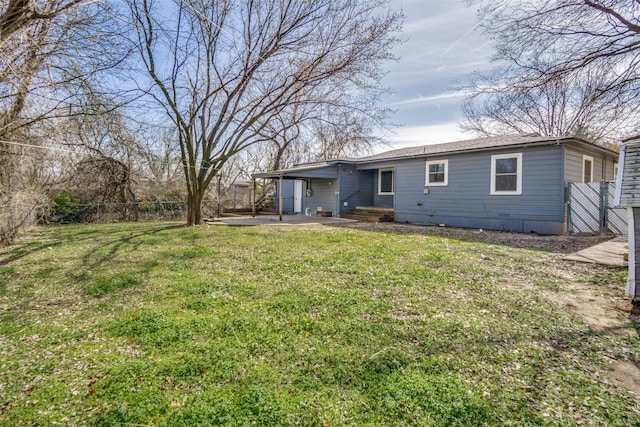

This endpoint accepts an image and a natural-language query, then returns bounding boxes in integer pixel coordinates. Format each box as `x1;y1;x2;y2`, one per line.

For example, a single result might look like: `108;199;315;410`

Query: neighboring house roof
615;140;640;207
253;134;618;178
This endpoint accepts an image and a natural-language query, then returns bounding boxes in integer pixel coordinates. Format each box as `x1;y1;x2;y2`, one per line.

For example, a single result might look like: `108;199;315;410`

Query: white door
294;180;303;213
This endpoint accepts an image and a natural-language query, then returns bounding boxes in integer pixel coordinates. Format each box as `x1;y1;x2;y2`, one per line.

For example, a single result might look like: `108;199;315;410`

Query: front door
294;180;303;213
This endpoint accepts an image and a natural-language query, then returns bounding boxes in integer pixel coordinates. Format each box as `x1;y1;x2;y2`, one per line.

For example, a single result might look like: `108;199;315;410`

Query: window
583;155;593;183
425;160;448;186
378;168;394;195
614;161;619;180
491;153;522;195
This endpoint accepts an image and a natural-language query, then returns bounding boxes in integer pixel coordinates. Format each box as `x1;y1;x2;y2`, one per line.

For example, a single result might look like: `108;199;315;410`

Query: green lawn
0;221;638;426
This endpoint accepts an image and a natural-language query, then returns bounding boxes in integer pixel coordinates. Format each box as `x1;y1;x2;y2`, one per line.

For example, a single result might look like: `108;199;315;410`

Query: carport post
279;175;283;221
251;179;256;218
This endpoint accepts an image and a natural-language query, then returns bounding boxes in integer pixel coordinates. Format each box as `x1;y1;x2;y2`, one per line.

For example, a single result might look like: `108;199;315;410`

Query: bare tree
137;128;185;201
251;98;386;173
62;89;139;212
463;0;640;142
311;109;383;161
461;69;630;140
0;0;129;243
0;0;90;42
0;1;128;140
128;0;400;225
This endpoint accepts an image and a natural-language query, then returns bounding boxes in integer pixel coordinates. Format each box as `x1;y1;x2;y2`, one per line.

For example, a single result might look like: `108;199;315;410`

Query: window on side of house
614;161;619;181
425;160;448;186
583;155;594;183
378;168;394;195
490;153;522;195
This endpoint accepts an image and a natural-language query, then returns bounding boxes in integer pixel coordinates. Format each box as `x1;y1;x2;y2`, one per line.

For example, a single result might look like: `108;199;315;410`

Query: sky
381;0;494;148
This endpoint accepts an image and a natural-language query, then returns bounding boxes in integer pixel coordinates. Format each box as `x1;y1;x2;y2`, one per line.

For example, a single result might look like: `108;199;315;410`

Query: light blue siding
338;166;374;214
268;139;617;234
372;168;394;208
305;179;338;216
392;146;566;234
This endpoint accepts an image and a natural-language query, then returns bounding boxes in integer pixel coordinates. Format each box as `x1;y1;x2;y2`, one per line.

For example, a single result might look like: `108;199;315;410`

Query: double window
491;153;522;195
425;160;448;186
378;168;394;195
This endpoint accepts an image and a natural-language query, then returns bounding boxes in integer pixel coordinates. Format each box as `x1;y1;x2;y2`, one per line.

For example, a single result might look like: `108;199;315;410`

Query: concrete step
342;210;394;223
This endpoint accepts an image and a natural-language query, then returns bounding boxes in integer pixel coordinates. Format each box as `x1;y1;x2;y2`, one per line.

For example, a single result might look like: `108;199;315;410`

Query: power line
0;139;83;154
0;139;209;172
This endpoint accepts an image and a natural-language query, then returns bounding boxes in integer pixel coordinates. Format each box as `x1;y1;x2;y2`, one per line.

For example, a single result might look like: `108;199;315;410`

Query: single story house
253;134;619;234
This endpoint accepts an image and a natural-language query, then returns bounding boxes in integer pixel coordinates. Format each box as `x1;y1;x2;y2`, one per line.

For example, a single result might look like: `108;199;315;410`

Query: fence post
600;181;608;234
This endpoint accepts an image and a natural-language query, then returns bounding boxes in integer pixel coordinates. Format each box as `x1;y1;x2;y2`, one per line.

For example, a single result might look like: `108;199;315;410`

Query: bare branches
0;0;94;42
463;0;640;142
128;0;400;224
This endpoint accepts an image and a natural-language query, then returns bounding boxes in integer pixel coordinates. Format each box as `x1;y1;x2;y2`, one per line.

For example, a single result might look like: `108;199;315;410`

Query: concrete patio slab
563;236;629;267
205;214;356;226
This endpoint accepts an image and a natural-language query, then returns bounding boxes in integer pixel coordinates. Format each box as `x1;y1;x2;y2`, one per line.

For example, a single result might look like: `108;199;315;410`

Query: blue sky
382;0;494;148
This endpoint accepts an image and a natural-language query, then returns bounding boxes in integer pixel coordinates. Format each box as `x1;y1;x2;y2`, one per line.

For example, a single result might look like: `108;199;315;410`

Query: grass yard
0;221;638;426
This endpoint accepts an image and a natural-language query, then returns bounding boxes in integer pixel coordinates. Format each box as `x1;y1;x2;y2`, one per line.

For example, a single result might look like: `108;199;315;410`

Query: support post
251;179;256;218
279;175;283;222
600;181;608;234
217;177;222;219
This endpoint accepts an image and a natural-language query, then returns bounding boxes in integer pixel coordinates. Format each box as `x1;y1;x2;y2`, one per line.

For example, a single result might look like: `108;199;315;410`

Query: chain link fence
47;200;220;224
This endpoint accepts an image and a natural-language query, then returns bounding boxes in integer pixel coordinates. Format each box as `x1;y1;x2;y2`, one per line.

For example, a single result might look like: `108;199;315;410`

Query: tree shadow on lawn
0;222;186;269
0;235;74;267
78;223;187;270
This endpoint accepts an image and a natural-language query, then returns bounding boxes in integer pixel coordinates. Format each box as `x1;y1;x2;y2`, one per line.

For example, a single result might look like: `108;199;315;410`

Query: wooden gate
569;182;627;235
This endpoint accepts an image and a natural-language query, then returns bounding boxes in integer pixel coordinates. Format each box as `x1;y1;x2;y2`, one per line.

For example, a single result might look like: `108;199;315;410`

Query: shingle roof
355;134;564;162
254;134;616;178
616;141;640;207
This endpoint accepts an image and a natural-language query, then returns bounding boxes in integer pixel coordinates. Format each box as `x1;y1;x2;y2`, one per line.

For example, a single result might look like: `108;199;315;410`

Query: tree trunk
186;191;203;225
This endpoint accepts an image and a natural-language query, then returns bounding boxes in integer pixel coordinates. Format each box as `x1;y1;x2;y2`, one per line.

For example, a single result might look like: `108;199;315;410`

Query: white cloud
386;90;465;107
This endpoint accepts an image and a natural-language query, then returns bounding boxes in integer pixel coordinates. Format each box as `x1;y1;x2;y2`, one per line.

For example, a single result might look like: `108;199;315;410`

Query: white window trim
378;168;394;195
583;155;594;183
490;153;522;195
425;159;448;186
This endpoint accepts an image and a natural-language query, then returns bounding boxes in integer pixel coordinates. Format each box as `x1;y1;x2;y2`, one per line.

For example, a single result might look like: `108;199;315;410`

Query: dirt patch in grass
545;281;633;336
544;281;640;395
608;360;640;395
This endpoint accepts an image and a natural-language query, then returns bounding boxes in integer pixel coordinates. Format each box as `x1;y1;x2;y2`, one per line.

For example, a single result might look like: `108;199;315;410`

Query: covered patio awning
251;161;341;180
251;162;343;221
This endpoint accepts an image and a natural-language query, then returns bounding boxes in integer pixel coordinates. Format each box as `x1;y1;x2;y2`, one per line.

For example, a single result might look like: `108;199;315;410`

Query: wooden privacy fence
568;182;627;235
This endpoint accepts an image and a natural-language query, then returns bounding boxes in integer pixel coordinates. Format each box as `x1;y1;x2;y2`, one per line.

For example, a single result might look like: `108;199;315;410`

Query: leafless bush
0;189;49;246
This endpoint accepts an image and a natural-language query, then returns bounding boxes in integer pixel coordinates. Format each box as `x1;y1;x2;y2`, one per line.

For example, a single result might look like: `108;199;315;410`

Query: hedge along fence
46;200;221;224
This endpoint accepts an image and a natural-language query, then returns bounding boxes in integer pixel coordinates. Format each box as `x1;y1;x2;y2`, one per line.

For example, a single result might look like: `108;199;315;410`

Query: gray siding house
255;135;619;235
